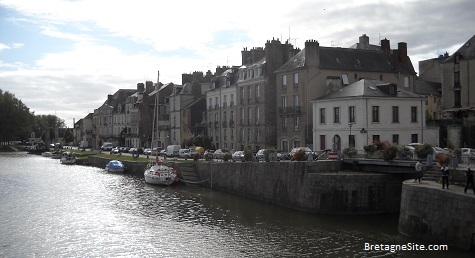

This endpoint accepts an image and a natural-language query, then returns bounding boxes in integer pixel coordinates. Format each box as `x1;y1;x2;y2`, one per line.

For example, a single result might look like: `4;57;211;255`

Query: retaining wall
398;180;475;250
194;161;411;214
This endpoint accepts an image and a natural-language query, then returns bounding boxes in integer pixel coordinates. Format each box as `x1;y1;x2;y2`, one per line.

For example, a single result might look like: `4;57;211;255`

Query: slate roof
444;34;475;62
275;47;416;74
414;79;441;96
313;79;422;101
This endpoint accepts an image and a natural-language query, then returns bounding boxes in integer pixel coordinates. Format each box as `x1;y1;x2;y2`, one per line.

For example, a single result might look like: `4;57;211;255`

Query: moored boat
105;160;125;173
42;152;52;157
60;152;76;164
51;151;62;159
144;156;177;186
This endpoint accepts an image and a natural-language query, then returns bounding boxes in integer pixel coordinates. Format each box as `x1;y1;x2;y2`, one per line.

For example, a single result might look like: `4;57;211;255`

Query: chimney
381;38;390;54
241;47;251;65
107;94;113;102
157;70;160;84
398;42;407;63
359;34;369;49
305;40;320;68
145;81;153;93
137;83;144;92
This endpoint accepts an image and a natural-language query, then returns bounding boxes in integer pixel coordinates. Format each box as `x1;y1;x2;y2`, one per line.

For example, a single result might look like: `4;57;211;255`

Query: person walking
441;164;450;189
464;166;474;194
414;160;423;183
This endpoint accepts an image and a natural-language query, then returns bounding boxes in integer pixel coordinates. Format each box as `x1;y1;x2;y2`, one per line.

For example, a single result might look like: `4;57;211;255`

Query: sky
1;0;474;128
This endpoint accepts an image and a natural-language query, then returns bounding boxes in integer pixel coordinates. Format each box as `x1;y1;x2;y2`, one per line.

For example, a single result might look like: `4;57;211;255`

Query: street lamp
348;122;354;147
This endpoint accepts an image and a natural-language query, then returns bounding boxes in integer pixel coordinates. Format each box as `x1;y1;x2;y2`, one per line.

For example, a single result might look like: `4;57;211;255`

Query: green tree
0;89;35;143
63;128;74;144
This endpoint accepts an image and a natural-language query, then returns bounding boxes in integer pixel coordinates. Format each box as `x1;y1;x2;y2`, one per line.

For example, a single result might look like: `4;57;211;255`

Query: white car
461;148;475;160
178;148;192;158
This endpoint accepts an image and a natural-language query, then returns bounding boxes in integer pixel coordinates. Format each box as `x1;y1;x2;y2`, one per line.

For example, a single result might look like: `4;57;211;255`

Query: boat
27;142;47;154
51;151;62;159
144;80;177;186
60;152;76;164
42;152;52;157
105;160;125;173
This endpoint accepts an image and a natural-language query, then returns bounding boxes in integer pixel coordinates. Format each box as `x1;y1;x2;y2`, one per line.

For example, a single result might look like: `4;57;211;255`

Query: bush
293;148;307;161
414;144;434;159
364;144;378;157
264;149;277;161
244;150;253;162
342;146;357;158
381;143;399;161
222;152;231;161
204;152;213;161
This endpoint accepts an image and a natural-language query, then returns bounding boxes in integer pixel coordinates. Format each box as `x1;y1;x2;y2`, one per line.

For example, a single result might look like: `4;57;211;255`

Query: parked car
143;148;152;155
179;148;192;158
277;152;290;160
119;146;130;153
213;149;226;159
232;150;245;162
461;148;475;160
159;149;167;156
110;147;120;154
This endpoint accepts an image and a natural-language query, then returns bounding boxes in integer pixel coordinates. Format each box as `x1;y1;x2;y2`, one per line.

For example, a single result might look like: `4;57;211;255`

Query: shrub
264;149;277;161
381;143;399;161
244;150;253;162
342;146;357;158
414;144;433;159
374;141;386;151
293;148;307;161
204;152;213;161
222;152;231;161
364;144;378;157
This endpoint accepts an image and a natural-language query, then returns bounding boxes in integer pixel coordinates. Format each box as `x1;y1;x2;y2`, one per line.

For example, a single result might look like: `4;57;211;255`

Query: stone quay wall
86;156;148;177
398;181;475;250
194;161;412;215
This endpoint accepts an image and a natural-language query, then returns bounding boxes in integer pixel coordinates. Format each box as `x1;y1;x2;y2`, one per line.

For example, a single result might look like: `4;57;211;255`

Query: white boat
144;157;176;186
144;80;177;186
105;160;125;173
60;152;76;164
42;152;52;157
51;151;62;159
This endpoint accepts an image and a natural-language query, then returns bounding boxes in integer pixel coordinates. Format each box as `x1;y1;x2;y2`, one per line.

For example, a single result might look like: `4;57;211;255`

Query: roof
444;34;475;62
414;79;441;96
276;47;416;74
313;79;422;101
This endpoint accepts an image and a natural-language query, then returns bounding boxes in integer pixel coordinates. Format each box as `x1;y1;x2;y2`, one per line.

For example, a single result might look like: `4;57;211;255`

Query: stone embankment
399;180;475;250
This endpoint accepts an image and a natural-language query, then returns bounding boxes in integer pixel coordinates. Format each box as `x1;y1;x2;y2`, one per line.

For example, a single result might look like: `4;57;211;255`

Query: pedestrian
464;166;474;194
414;160;423;183
441;164;449;189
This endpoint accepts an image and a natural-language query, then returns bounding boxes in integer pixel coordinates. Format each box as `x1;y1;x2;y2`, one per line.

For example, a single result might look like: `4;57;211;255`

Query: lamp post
348;122;353;147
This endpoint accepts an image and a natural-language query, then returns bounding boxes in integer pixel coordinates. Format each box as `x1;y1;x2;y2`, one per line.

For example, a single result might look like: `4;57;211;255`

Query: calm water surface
0;152;471;257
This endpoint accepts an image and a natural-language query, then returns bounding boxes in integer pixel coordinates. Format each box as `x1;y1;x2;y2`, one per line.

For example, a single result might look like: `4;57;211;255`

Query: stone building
275;35;417;151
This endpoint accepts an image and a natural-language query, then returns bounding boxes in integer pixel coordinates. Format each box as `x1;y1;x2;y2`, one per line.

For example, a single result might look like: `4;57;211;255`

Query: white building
312;79;438;152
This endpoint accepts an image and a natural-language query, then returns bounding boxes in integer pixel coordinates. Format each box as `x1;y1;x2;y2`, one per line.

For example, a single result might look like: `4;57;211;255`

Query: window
223;95;227;107
294;117;299;131
282;117;287;129
392;106;399;123
454;89;461;107
256;84;260;99
248;86;252;102
281;140;289;152
320;108;326;124
255;107;260;125
293;72;299;85
411;134;418;143
372;106;379;123
320;135;326;150
230;94;234;106
454;71;460;87
333;107;340;123
411;106;417;122
240;108;244;124
248;107;252;125
372;135;380;143
341;73;349;86
215;97;218;108
293;94;299;107
348;106;355;123
392;134;399;145
293;141;301;148
282;74;287;86
240;128;244;142
282;96;287;107
404;76;409;88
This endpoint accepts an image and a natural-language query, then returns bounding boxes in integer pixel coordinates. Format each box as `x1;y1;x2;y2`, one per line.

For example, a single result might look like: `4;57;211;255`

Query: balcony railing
214;121;219;128
278;106;302;114
222;121;227;128
229;120;235;128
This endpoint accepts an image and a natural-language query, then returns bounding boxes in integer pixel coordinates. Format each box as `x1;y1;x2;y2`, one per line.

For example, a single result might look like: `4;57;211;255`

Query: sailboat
144;72;177;186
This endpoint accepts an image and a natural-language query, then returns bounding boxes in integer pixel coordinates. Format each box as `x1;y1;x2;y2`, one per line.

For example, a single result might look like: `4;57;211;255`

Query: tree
0;89;35;143
63;128;74;144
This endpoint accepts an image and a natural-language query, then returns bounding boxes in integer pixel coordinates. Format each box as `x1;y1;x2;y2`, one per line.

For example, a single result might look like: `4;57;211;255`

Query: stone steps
422;169;440;182
176;163;202;183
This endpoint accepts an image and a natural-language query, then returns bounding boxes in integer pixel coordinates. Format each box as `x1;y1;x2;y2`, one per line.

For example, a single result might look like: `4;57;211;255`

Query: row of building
74;34;475;152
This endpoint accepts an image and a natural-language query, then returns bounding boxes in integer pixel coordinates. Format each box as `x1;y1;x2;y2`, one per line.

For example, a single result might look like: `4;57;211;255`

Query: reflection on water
0;153;472;257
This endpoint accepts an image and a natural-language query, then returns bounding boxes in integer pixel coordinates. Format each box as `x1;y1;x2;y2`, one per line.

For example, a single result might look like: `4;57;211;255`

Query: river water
0;152;471;257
